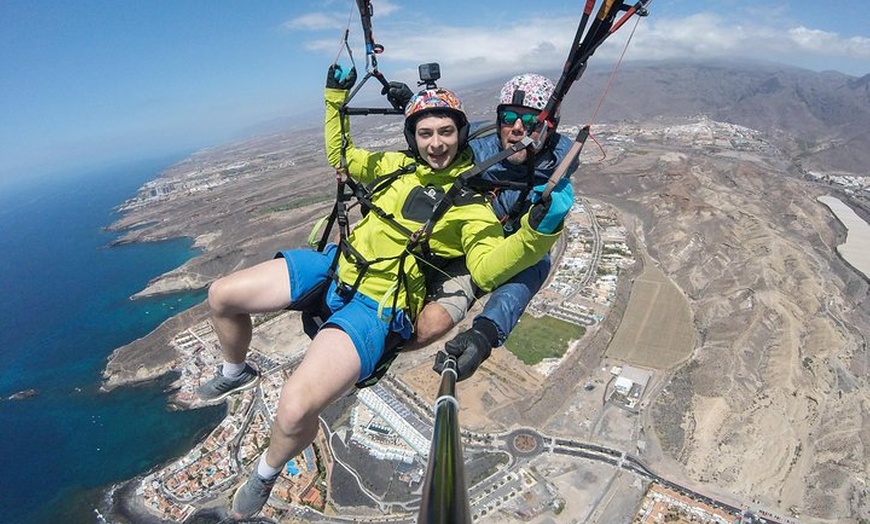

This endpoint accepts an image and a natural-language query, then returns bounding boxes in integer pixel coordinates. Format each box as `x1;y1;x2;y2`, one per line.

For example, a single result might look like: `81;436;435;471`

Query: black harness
307;156;467;388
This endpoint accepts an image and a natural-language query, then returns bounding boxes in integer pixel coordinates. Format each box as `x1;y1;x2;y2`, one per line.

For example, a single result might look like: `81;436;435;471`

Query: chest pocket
452;187;488;207
402;185;444;223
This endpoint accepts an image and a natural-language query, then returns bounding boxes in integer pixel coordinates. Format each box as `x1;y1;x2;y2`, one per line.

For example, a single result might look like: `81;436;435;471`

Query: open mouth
428;152;449;164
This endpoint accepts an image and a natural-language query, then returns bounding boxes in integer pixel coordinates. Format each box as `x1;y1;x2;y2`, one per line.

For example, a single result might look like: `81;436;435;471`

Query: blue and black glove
528;178;573;234
382;81;414;111
326;63;357;90
433;319;499;381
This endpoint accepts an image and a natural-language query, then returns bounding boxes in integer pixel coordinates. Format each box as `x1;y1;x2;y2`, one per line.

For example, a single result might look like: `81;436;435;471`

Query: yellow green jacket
325;87;560;318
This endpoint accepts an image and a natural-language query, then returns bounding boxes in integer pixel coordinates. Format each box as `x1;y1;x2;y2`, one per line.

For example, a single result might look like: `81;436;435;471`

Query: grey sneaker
197;364;260;401
232;471;277;519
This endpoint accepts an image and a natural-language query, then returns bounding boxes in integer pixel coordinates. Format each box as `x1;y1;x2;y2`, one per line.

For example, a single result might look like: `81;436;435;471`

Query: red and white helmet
405;88;465;118
498;73;556;111
403;88;470;155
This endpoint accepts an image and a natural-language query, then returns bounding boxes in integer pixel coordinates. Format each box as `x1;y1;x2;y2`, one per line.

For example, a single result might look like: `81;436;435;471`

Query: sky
2;0;868;183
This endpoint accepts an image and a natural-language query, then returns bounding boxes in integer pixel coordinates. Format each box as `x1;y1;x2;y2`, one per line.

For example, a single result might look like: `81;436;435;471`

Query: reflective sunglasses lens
499;110;538;129
499;110;520;126
520;114;538;127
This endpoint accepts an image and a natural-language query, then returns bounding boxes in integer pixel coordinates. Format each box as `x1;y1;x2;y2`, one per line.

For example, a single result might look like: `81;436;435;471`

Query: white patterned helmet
499;73;556;111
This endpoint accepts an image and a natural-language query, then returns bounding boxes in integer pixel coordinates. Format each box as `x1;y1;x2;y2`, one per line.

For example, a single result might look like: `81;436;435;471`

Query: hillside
103;61;869;522
457;60;870;175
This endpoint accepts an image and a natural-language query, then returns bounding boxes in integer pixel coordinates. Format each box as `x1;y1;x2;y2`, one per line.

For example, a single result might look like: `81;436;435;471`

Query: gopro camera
418;63;441;88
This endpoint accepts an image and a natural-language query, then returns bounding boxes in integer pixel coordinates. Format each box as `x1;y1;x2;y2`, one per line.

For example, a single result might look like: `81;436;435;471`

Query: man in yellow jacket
197;63;573;519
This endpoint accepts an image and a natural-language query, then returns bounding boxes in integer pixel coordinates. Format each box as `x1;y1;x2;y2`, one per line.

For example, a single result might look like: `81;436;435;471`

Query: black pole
418;358;471;524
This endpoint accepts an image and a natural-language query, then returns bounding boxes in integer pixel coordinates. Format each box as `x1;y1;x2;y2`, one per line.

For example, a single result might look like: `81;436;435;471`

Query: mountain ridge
102;60;869;522
272;60;869;174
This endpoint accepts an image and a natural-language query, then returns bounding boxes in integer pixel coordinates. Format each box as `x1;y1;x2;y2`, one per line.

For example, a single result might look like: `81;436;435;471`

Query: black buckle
335;281;355;299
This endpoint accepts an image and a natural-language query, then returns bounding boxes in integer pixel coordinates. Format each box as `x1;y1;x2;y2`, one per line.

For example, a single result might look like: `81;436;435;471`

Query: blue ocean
0;157;226;524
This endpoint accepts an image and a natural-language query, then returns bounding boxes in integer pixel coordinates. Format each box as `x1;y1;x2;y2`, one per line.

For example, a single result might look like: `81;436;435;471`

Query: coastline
102;301;210;391
92;120;870;523
109;480;160;524
99;127;332;391
129;268;210;300
106;425;233;524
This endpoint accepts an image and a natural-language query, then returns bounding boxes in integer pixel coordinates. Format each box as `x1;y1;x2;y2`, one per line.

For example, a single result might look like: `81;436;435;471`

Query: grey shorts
426;258;478;324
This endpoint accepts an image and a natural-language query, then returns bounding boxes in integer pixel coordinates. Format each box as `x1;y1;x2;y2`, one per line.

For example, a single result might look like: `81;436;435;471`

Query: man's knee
414;303;456;347
273;395;319;438
207;277;234;314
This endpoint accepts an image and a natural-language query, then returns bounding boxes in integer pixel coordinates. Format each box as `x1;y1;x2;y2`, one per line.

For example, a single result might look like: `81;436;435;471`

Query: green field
503;314;586;365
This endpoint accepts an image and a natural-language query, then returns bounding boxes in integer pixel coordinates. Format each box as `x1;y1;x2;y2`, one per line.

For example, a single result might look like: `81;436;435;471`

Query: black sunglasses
498;109;539;130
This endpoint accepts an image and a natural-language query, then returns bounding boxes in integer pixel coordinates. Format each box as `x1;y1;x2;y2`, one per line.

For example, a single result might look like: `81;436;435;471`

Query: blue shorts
276;245;410;380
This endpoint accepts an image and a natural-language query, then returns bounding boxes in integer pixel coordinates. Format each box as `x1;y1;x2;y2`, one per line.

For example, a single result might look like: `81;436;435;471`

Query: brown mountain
104;61;870;522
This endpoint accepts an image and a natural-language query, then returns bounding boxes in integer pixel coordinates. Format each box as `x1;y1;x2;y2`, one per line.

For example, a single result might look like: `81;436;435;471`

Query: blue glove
326;63;357;90
528;178;573;234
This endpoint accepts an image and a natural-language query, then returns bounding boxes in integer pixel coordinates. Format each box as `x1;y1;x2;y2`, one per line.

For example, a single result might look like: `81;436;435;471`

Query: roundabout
505;428;544;458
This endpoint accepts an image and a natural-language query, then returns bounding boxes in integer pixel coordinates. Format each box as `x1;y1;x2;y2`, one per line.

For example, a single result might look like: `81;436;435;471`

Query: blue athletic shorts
276;244;410;380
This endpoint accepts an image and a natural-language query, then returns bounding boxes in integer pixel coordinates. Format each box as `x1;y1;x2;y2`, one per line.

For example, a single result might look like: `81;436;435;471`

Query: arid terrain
577;125;869;520
103;63;869;523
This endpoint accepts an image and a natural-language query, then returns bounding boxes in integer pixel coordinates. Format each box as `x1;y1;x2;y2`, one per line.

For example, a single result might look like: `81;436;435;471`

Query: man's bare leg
208;258;291;363
404;302;455;351
263;326;360;467
233;326;360;518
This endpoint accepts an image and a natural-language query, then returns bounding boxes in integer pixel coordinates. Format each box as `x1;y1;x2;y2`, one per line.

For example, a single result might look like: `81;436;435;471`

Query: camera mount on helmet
417;63;441;90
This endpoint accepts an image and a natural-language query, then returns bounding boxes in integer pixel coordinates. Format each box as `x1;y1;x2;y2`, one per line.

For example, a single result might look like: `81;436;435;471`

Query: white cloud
284;12;345;31
788;27;870;57
300;8;869;82
617;13;758;62
626;15;870;72
370;0;400;17
844;35;870;57
788;26;840;53
286;2;401;32
305;37;342;53
375;18;582;84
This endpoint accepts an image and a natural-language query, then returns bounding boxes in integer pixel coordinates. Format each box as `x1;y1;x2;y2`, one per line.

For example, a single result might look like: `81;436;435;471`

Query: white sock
222;361;246;378
257;453;282;479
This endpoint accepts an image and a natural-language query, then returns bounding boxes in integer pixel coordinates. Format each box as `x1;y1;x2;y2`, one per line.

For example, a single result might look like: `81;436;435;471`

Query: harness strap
355;166;419;239
331;239;400;295
409;136;534;251
366;163;417;195
501;148;537;232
